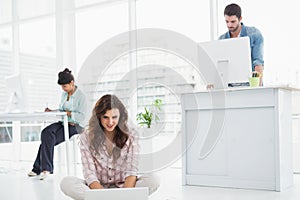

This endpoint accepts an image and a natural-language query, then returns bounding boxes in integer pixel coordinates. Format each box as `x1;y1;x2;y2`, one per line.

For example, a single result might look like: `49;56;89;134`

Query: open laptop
84;187;148;200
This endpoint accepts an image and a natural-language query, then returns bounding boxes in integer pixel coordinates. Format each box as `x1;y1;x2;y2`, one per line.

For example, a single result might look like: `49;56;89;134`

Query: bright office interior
1;0;300;200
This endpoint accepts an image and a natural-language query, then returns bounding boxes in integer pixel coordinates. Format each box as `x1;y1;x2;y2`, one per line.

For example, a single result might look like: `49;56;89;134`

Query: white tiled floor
1;162;300;200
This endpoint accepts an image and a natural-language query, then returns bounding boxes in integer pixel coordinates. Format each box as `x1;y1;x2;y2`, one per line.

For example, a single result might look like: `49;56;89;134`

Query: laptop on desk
84;187;148;200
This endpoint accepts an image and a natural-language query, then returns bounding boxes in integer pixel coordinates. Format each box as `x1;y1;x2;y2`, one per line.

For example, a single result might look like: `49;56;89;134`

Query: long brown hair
88;94;129;160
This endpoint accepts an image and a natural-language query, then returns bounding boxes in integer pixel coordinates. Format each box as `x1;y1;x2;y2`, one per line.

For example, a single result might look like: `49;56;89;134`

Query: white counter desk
0;111;73;175
182;86;294;191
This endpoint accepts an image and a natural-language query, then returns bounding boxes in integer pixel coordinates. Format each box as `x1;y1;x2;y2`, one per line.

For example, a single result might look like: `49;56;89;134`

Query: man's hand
254;65;264;74
254;65;264;86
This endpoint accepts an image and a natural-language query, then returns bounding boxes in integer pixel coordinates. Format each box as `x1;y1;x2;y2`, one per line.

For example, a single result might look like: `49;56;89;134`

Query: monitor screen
198;37;252;88
5;73;29;113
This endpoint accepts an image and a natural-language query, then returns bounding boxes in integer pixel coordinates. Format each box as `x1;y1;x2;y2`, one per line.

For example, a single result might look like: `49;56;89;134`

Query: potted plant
136;99;162;170
136;99;162;128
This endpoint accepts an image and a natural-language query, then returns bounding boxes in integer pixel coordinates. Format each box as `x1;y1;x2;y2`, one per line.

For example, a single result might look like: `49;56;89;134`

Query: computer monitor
5;73;29;113
198;37;252;88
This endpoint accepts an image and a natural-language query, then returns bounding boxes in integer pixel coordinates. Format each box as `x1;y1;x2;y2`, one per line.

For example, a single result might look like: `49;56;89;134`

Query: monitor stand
213;60;229;89
5;92;22;113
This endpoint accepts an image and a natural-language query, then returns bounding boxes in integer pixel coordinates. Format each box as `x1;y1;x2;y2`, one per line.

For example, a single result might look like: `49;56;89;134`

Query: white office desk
0;111;72;175
182;86;294;191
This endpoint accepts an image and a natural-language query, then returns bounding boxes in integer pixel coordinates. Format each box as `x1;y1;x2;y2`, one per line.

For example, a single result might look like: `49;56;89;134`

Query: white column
56;0;77;73
209;0;219;40
12;0;20;74
128;0;138;120
12;121;21;169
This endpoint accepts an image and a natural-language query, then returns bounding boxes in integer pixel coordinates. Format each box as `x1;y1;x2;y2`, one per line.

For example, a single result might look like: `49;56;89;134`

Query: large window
75;1;132;121
0;0;57;145
19;18;56;57
0;27;12;110
0;0;12;23
136;0;210;42
136;0;210;153
19;18;58;111
18;0;55;19
76;2;129;69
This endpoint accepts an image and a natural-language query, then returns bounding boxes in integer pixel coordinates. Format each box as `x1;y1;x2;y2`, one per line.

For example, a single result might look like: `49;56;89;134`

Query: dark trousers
32;122;83;174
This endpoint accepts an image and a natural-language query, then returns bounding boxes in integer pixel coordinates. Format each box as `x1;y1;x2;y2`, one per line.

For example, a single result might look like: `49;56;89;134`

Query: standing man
219;3;264;85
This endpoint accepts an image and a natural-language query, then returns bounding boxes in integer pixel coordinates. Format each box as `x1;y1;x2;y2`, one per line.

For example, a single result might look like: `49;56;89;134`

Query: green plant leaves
136;98;162;128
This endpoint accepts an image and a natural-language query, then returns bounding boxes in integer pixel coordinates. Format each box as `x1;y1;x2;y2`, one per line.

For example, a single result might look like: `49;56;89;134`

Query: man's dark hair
224;3;242;19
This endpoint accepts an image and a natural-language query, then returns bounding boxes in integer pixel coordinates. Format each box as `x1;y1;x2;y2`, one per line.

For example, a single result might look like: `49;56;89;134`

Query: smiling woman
90;94;129;162
60;94;160;200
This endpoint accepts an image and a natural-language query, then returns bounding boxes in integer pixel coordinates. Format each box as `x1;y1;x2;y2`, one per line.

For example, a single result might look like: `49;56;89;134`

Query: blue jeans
32;122;83;174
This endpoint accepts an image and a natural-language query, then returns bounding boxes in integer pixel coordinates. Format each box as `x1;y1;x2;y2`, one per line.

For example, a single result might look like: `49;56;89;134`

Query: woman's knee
40;123;57;140
40;128;51;141
60;176;88;200
137;173;160;195
60;176;75;194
